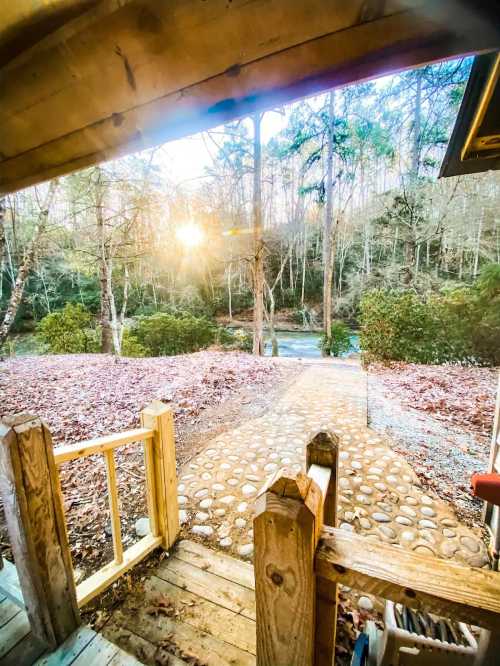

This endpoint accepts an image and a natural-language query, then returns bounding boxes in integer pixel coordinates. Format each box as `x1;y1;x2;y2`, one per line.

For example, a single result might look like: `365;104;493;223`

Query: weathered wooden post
0;415;80;650
141;400;179;549
307;431;339;666
253;430;339;666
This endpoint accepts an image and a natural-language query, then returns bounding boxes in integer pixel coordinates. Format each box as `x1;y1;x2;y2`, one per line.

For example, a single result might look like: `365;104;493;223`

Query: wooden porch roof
0;0;499;195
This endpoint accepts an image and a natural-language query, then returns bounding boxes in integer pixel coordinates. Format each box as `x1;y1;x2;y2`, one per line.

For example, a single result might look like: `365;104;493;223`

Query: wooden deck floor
0;600;142;665
0;560;142;666
103;540;257;666
1;540;256;665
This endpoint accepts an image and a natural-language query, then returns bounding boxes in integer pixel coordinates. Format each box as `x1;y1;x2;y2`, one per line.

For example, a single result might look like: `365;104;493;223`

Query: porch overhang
0;0;499;195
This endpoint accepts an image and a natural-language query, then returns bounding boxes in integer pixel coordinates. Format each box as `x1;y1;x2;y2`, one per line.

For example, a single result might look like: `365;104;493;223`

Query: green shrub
120;328;148;357
359;290;436;364
360;265;500;366
319;321;351;357
218;327;253;352
125;312;216;356
37;303;99;354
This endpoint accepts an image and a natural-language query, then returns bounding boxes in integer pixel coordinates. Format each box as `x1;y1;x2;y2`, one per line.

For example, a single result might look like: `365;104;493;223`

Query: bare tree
0;180;59;346
322;91;336;352
252;112;265;356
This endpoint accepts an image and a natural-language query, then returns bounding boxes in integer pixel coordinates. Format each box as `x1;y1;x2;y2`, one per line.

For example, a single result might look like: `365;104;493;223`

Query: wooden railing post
254;470;326;666
0;415;80;649
307;431;339;666
141;400;179;549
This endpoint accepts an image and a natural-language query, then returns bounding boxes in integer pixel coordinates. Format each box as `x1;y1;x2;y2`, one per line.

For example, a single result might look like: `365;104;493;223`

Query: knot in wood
271;571;284;586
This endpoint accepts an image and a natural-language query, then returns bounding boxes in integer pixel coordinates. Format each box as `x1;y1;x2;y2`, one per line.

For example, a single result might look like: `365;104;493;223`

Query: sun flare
175;222;205;248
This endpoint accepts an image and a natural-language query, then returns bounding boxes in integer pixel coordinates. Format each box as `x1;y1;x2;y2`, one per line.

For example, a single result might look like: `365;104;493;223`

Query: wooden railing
254;430;500;666
0;400;179;649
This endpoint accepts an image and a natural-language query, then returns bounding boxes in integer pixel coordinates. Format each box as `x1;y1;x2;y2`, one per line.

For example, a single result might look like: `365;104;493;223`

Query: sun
175;222;205;248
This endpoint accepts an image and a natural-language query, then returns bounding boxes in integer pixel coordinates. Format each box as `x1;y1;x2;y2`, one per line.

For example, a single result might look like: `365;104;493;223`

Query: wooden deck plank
0;598;21;628
71;633;120;665
156;556;256;620
107;650;145;665
316;526;500;631
110;604;255;666
0;610;31;659
34;626;96;665
0;630;46;666
103;621;191;666
145;574;256;654
0;559;25;609
174;540;255;590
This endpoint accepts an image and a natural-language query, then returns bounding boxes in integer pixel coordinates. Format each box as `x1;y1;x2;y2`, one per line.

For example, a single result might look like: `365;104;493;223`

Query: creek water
264;331;360;359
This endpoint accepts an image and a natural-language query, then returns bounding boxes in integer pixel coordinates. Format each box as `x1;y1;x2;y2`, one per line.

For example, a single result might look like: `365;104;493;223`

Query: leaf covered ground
370;362;497;438
369;362;498;526
0;352;298;581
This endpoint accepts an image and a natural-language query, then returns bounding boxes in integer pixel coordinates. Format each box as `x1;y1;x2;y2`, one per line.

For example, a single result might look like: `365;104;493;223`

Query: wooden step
105;539;257;665
174;540;255;590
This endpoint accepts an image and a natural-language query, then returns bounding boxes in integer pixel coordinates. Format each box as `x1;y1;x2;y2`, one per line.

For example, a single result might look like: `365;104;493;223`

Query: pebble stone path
178;361;489;569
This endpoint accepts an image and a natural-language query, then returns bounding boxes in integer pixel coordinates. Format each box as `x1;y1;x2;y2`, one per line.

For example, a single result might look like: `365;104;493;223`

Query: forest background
1;56;499;364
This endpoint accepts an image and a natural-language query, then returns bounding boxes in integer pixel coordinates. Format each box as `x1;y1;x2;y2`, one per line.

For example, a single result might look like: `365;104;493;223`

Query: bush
125;312;216;356
120;328;148;357
37;303;100;354
360;265;500;366
319;321;351;357
217;327;253;352
359;290;437;364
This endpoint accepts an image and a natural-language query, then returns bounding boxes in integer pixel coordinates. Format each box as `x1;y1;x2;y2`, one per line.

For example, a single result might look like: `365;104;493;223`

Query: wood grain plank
110;604;255;666
316;527;500;630
76;534;161;606
3;1;497;194
145;574;256;654
71;632;119;665
54;429;153;465
0;598;22;628
103;621;191;666
143;438;159;538
33;626;96;665
0;417;80;649
253;476;320;666
104;449;123;564
107;650;144;665
0;629;46;666
0;559;24;609
141;402;179;549
156;556;255;620
307;432;339;666
174;540;255;590
0;610;31;659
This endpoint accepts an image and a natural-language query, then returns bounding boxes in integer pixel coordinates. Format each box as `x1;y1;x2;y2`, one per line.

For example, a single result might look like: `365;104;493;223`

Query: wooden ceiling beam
0;0;498;195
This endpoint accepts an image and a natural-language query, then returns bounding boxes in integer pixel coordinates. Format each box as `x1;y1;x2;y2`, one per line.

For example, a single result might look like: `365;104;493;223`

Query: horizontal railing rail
253;429;500;666
316;525;500;632
53;427;154;465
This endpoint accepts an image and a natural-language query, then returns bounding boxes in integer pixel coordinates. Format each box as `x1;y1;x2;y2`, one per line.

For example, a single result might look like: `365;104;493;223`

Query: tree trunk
0;181;58;347
301;224;307;307
473;208;483;278
227;262;233;321
411;69;423;179
264;279;278;357
252;112;264;356
0;199;5;301
322;91;335;353
95;170;113;354
118;264;129;349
